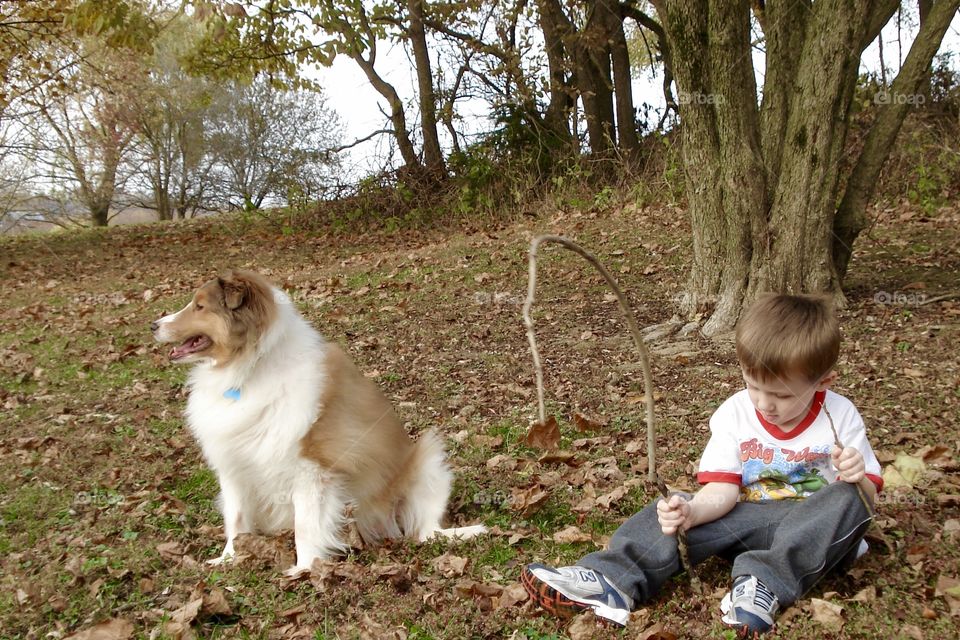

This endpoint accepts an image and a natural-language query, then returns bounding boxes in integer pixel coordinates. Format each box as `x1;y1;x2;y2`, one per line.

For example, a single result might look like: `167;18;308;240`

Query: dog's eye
195;303;204;311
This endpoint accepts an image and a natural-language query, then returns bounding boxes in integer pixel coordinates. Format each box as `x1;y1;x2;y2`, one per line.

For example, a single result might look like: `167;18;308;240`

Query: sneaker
720;575;780;637
521;563;633;626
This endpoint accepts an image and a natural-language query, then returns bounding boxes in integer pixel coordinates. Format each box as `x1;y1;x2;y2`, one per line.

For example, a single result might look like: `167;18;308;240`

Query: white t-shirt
697;389;883;502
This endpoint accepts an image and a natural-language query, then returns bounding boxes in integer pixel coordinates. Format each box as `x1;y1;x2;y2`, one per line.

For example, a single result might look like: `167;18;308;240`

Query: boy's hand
832;446;865;483
657;494;692;535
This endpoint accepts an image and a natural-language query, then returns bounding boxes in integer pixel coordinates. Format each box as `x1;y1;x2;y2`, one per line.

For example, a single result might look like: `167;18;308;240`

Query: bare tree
23;62;138;227
205;79;341;211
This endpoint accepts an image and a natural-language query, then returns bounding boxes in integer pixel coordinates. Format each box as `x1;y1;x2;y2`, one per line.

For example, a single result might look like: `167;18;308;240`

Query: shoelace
735;579;777;611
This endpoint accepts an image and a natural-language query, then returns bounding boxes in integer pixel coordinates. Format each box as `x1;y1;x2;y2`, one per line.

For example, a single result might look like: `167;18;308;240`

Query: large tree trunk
650;0;940;335
407;0;446;176
833;0;960;279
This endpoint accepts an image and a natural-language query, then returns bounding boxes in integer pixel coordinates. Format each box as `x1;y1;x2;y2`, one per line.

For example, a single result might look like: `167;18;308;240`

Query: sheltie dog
151;269;485;574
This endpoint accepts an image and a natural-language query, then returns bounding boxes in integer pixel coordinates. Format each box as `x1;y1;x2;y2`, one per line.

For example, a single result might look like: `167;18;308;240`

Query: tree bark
833;0;960;280
649;0;952;334
407;0;445;176
536;0;575;143
601;0;639;155
579;2;615;154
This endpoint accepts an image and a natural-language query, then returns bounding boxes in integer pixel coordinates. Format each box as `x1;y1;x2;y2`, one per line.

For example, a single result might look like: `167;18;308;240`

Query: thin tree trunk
407;0;445;176
536;0;575;144
602;0;639;156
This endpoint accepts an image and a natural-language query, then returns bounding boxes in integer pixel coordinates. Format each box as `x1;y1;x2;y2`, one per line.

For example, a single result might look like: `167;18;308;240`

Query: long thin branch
522;234;702;591
822;404;874;516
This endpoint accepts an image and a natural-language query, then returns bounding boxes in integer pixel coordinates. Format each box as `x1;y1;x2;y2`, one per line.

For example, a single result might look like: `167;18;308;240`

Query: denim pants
579;481;873;606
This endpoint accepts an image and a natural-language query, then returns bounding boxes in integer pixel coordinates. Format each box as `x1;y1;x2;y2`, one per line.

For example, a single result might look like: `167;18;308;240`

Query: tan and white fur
151;269;485;574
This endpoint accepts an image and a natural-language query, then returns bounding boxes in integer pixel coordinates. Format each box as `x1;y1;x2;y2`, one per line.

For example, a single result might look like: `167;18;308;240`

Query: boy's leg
579;496;783;602
731;481;873;606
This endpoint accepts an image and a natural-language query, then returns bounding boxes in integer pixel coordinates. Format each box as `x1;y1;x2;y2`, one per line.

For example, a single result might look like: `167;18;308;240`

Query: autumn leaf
573;413;605;433
64;619;134;640
497;583;529;609
538;450;578;466
525;416;560;450
553;525;593;544
810;598;844;632
509;485;550;515
432;553;469;578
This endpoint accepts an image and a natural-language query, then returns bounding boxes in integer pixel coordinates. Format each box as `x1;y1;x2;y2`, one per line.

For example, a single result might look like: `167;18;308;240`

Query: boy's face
741;368;837;432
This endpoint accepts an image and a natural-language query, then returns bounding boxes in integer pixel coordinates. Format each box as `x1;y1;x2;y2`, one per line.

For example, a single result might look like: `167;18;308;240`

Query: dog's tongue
170;335;211;360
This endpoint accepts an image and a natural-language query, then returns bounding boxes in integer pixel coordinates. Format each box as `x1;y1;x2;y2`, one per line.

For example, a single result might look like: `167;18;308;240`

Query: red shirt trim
866;473;884;493
698;471;742;485
755;390;826;440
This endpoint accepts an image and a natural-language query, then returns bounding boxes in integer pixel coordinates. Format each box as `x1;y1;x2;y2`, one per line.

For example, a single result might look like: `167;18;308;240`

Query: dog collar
223;387;241;401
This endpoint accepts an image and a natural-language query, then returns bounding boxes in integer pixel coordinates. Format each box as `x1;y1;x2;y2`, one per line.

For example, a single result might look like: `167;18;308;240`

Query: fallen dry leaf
567;611;601;639
638;622;678;640
432;553;469;578
525;416;561;450
162;597;202;638
849;585;876;602
553;525;593;544
510;485;550;515
935;575;960;616
497;582;529;608
810;597;844;631
64;619;134;640
538;450;578;466
573;413;604;433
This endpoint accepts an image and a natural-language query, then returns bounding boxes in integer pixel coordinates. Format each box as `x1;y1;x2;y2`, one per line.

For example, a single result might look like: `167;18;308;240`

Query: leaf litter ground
0;204;958;639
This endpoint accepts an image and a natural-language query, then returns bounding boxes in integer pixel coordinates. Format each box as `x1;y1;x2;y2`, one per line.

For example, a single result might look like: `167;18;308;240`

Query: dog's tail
398;429;486;542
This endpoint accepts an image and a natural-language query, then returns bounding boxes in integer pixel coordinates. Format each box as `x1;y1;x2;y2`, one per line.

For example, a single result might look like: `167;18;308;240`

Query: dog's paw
207;550;235;566
283;564;311;579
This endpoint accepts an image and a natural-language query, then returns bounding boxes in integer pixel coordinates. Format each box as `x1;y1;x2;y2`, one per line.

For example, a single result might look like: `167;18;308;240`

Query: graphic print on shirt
739;437;832;501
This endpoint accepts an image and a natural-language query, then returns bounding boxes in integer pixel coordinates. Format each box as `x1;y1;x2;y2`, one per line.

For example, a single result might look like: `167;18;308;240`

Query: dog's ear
218;271;248;310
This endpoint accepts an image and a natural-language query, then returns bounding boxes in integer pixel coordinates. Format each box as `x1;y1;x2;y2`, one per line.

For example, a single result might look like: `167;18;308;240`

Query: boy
521;294;882;636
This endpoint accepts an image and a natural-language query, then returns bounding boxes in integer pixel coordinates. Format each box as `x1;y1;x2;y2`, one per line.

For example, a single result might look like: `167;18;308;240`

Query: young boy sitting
521;294;883;636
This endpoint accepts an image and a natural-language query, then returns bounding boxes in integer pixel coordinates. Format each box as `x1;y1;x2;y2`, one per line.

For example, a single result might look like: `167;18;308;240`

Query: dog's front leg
208;473;253;566
284;465;348;577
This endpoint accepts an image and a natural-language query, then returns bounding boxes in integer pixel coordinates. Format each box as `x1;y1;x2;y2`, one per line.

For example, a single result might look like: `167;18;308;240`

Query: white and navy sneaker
720;575;780;637
521;563;633;626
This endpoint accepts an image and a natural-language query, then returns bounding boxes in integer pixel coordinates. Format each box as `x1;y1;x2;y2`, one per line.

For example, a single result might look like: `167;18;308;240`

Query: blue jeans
579;481;873;605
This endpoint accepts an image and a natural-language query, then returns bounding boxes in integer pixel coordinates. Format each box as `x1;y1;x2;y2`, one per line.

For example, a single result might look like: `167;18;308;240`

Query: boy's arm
687;481;740;527
658;481;739;534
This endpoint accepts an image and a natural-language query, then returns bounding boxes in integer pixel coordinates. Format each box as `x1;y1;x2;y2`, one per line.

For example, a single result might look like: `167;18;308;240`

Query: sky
314;10;960;179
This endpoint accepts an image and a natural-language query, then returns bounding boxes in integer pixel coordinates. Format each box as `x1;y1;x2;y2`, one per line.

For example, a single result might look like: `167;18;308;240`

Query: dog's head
151;269;277;367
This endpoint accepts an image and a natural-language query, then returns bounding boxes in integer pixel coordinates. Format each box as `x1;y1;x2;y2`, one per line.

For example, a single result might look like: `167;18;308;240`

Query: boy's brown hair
736;293;840;383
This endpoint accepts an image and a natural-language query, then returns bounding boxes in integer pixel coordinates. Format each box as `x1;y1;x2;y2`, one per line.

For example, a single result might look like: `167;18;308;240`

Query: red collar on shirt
755;390;826;440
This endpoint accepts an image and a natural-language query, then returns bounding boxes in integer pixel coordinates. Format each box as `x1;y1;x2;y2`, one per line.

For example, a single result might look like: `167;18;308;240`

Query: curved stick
523;234;656;482
522;234;701;591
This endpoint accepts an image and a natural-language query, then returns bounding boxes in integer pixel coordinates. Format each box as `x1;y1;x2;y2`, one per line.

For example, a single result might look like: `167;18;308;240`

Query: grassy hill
1;198;958;639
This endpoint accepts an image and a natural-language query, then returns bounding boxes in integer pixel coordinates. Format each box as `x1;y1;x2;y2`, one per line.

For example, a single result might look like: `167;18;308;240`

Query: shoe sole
520;565;592;619
519;565;628;628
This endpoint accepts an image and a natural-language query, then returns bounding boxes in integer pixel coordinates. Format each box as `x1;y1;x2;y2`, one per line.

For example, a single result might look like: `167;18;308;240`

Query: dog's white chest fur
185;318;327;530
